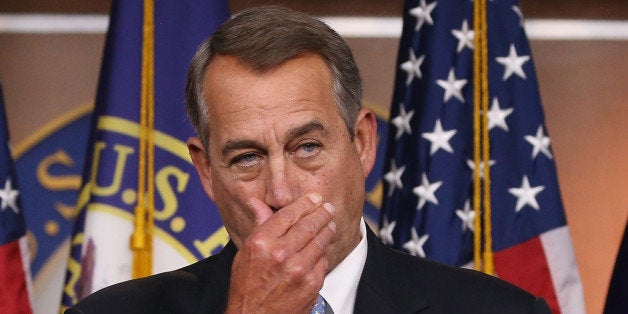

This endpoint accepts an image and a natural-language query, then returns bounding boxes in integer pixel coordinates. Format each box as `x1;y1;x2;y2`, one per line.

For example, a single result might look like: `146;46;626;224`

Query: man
68;6;550;314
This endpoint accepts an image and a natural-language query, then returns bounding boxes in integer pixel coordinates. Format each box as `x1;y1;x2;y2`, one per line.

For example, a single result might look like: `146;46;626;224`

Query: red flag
0;82;33;313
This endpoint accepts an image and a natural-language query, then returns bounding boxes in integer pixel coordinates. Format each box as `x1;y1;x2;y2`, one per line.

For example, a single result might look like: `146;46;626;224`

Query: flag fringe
131;0;155;279
472;0;494;275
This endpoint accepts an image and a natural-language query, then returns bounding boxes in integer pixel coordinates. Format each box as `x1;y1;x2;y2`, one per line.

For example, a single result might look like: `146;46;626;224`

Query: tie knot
311;294;332;314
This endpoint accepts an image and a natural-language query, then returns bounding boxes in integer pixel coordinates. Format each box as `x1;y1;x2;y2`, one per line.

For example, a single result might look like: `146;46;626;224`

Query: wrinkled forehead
204;54;335;109
201;53;340;140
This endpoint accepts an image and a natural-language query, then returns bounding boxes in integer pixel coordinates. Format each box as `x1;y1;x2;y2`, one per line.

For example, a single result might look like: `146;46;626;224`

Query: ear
187;137;216;201
352;108;378;178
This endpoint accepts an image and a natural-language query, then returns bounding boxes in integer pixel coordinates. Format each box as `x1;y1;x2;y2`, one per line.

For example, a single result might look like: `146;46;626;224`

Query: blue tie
311;294;333;314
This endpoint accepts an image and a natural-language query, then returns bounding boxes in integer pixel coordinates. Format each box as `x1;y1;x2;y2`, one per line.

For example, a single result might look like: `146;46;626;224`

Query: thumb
247;198;273;226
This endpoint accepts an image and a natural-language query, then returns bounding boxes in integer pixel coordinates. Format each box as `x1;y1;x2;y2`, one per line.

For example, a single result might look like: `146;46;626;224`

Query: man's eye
232;153;260;168
294;142;321;158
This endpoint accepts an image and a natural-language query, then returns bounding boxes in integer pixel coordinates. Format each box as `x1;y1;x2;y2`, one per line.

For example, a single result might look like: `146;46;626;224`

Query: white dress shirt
319;218;368;314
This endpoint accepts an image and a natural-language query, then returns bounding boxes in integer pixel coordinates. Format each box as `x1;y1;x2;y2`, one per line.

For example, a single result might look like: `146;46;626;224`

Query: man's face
188;53;376;269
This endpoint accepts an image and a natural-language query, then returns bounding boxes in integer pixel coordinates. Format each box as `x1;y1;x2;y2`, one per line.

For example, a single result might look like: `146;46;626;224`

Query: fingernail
323;203;335;215
327;221;336;232
328;221;336;232
308;193;322;204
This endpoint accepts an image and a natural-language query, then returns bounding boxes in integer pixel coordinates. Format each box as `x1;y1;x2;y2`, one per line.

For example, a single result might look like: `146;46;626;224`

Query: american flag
0;83;33;313
379;1;584;313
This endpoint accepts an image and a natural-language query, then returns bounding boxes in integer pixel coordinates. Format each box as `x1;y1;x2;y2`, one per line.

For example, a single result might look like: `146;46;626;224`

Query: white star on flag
525;125;553;159
412;173;442;210
451;19;474;53
495;44;530;80
487;97;514;131
379;216;397;245
391;103;415;139
508;175;545;212
403;228;429;257
400;49;425;85
383;159;406;196
455;200;476;232
512;6;524;27
466;159;496;179
0;178;20;214
409;0;438;31
436;68;468;103
422;119;457;155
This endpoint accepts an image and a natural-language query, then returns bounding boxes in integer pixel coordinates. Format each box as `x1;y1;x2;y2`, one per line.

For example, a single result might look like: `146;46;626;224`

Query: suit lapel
354;226;431;313
194;241;237;312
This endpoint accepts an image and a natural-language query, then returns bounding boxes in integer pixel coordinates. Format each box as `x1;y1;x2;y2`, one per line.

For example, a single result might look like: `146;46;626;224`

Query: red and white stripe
0;235;33;314
495;226;585;314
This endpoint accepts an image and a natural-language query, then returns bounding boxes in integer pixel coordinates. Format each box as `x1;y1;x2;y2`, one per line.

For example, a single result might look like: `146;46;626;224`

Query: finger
298;215;336;259
282;202;335;252
311;253;329;283
256;193;323;238
248;197;274;226
279;241;329;295
279;215;336;280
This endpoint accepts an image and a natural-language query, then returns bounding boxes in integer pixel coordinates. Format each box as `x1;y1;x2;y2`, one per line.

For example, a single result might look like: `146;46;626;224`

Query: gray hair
185;5;363;149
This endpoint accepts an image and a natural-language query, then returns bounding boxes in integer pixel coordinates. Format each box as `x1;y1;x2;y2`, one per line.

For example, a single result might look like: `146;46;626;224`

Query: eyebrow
220;120;327;156
287;120;326;139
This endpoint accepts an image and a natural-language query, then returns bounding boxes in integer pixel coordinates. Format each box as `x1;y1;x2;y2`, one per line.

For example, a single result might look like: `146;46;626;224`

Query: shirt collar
320;218;368;314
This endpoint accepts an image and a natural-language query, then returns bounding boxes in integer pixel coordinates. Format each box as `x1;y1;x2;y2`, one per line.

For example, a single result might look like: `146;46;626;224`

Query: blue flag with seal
14;105;91;313
61;0;230;308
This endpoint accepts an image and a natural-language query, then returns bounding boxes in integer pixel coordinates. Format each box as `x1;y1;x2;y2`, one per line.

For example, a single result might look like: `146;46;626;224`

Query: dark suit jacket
67;226;550;313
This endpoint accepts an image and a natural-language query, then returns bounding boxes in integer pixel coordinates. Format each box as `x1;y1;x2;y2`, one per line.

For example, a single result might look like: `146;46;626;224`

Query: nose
263;156;297;211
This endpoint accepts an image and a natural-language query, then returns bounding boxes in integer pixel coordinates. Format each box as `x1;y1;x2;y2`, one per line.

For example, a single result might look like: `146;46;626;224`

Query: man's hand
225;193;336;313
